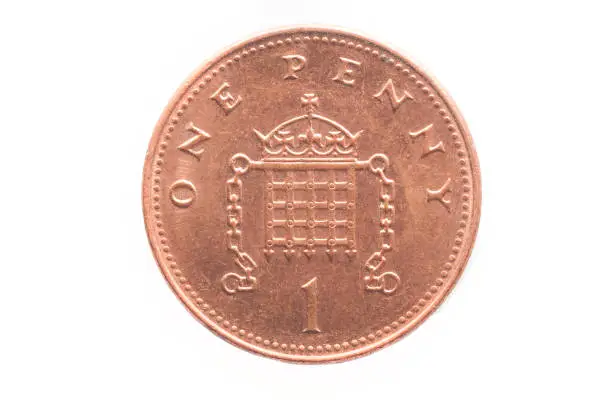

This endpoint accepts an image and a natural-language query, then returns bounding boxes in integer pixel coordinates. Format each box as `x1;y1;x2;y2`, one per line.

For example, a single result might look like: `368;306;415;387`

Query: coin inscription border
147;31;476;358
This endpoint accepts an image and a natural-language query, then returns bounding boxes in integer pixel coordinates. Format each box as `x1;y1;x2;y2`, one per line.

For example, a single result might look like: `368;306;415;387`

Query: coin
143;27;480;363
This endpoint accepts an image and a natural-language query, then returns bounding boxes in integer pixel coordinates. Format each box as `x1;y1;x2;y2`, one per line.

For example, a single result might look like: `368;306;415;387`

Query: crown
253;94;362;159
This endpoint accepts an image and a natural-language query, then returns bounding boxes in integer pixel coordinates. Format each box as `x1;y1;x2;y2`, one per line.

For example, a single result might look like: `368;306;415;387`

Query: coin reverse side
143;27;480;363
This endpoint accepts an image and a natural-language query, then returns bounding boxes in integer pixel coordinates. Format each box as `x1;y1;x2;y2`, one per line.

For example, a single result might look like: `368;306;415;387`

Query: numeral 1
301;277;321;333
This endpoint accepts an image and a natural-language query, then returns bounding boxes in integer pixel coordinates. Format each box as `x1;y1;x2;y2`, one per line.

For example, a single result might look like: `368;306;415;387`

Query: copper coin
143;27;480;363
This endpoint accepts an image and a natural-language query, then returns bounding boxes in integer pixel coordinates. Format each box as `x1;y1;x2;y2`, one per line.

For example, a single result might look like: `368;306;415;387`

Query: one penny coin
143;27;480;363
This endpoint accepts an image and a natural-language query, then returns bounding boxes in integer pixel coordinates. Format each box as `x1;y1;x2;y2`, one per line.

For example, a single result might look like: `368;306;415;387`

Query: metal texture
143;27;481;363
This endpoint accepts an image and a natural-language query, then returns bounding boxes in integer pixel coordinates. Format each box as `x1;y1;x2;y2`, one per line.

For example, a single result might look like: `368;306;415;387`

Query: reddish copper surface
143;27;480;363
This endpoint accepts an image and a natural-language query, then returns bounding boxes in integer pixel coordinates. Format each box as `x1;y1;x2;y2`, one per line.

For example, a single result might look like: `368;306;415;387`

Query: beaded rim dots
149;32;475;357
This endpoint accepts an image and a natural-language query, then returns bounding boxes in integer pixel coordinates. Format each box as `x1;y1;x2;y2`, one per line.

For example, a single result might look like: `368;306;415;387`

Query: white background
1;1;611;406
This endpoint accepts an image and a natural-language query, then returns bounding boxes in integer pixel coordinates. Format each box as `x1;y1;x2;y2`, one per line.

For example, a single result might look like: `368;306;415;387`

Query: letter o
169;179;196;208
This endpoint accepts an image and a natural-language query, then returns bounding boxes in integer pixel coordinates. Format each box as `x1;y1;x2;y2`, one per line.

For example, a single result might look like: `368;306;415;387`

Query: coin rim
142;25;482;363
